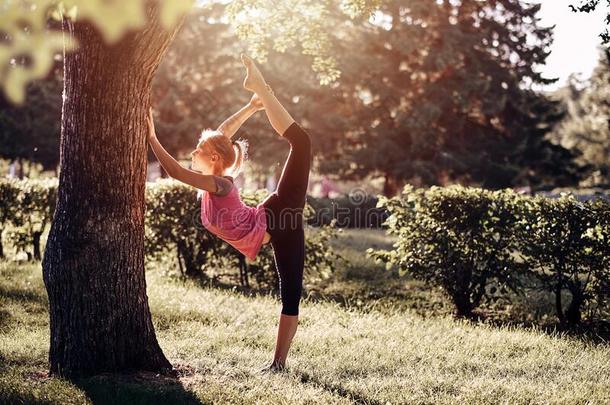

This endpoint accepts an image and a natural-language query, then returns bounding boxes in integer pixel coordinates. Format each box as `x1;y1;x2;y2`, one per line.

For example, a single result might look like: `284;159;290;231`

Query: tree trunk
451;267;475;318
566;289;583;326
32;231;42;261
554;261;565;325
238;254;249;288
382;173;398;197
0;229;4;259
176;240;200;278
17;158;24;179
452;291;474;318
42;8;183;378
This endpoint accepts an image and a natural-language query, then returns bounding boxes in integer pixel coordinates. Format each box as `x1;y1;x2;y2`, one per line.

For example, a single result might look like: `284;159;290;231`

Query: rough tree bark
42;5;184;377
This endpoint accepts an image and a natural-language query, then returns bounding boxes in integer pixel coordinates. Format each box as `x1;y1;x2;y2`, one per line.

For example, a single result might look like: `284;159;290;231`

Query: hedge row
305;193;389;228
368;185;610;325
0;178;341;288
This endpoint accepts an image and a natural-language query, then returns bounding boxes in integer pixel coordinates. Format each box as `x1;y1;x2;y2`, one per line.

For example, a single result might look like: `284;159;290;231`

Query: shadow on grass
469;311;610;345
0;283;48;307
0;282;48;331
74;370;202;405
190;274;278;300
294;370;384;405
201;273;610;344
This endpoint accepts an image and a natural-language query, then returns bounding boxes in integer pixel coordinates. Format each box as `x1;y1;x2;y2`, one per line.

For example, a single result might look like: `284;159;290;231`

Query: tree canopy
0;0;383;104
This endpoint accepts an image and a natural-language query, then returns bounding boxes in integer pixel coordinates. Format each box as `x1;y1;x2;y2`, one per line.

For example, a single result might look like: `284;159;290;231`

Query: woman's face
191;142;218;174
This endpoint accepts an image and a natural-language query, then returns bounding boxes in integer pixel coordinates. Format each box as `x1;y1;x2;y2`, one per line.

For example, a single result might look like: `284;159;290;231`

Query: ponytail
230;138;248;177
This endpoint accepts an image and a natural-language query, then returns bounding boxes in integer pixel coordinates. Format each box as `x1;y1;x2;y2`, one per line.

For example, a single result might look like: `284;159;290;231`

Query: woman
147;54;312;373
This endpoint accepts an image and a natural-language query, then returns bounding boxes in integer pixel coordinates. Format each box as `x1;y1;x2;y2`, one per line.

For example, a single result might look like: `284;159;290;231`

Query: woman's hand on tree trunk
146;107;157;141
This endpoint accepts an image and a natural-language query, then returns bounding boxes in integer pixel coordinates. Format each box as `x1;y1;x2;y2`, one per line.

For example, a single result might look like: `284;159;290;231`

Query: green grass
1;230;610;404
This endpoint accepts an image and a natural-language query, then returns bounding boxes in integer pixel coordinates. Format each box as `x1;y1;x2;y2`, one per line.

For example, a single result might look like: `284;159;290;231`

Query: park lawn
1;239;610;404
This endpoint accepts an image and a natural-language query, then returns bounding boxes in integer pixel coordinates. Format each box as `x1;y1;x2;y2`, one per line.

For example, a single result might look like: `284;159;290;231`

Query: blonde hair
197;129;249;178
196;130;248;200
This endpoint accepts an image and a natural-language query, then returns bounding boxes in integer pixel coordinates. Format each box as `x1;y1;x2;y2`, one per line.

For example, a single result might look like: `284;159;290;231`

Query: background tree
551;49;610;186
152;5;327;185
0;62;62;174
308;0;584;195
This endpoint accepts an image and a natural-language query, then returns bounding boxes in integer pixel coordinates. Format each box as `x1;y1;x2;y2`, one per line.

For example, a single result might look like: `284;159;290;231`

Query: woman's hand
249;93;265;111
146;107;157;140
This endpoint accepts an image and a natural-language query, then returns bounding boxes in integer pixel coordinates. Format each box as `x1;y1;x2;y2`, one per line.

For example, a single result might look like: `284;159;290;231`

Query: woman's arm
147;108;218;192
216;94;264;139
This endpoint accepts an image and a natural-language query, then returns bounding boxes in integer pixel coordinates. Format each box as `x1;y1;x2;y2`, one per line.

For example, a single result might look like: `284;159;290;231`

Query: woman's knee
280;278;303;316
281;297;301;316
286;122;311;153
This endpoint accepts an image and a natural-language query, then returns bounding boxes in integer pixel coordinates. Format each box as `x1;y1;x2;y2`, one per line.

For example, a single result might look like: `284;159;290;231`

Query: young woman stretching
147;54;312;373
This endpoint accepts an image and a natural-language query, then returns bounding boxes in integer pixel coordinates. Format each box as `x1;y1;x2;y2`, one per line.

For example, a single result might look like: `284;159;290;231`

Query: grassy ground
2;234;610;404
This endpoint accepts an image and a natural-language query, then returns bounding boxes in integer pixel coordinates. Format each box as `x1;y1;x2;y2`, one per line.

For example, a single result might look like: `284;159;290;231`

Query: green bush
0;178;57;260
0;178;340;289
516;194;610;325
368;185;528;318
145;179;341;288
369;185;610;324
0;179;21;258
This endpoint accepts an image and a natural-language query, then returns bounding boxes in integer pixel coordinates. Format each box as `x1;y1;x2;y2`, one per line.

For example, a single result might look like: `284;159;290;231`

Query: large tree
152;1;587;195
151;6;318;184
41;3;183;377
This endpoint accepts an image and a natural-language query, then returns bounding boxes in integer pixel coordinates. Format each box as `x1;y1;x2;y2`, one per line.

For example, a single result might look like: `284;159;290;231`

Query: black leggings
261;121;312;316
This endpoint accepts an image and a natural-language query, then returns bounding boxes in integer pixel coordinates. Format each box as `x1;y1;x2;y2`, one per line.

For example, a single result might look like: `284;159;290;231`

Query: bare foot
241;53;267;94
258;360;286;374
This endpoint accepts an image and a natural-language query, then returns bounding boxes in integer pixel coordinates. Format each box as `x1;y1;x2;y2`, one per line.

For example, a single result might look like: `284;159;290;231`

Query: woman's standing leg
260;123;311;372
267;227;305;370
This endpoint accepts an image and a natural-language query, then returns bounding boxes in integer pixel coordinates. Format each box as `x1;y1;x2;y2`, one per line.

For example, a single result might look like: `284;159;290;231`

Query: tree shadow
293;369;384;405
469;311;610;345
74;367;203;405
191;274;279;300
0;284;48;307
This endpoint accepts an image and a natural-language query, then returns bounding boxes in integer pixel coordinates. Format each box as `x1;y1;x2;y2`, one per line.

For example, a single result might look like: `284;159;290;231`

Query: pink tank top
200;181;268;261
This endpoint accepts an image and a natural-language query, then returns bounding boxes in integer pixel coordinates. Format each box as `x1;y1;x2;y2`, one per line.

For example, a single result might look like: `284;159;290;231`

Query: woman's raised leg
242;55;312;210
242;53;295;137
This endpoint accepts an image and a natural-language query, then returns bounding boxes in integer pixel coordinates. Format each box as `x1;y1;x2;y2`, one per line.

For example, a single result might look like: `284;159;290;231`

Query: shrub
516;194;610;325
0;179;21;258
369;185;610;323
1;179;57;260
0;178;342;289
368;185;528;318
